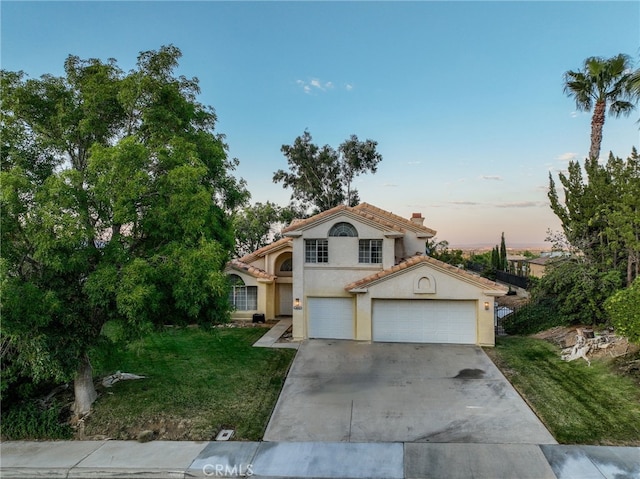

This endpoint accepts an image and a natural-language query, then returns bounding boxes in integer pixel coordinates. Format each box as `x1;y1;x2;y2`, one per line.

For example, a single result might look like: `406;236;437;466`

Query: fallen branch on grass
561;335;592;366
561;329;628;366
102;371;147;387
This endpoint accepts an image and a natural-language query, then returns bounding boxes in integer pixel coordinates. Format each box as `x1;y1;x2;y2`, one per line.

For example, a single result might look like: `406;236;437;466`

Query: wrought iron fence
494;305;516;336
495;270;530;289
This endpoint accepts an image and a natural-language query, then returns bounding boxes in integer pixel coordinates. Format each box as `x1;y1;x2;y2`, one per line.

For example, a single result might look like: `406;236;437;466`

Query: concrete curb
1;440;638;479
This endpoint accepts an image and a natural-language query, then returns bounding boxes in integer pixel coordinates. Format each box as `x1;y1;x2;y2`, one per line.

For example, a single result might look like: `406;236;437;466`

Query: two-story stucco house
225;203;507;346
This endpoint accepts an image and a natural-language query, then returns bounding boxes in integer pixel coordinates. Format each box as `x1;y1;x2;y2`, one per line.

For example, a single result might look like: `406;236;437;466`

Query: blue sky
2;1;639;247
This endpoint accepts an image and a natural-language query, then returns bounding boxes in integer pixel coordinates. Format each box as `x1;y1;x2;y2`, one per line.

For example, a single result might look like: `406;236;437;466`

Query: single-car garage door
308;297;354;340
373;299;477;344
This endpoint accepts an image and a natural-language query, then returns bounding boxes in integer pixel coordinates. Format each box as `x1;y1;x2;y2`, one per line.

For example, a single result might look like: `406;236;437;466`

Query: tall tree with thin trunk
500;232;508;271
273;131;382;214
563;54;635;161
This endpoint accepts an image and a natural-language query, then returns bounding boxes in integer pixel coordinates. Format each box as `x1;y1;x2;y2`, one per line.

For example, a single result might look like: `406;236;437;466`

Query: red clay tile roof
226;259;277;282
282;204;408;235
239;237;292;264
354;203;437;236
344;255;508;292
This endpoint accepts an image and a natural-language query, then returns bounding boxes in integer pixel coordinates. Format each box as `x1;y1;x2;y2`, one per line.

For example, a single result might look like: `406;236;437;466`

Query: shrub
502;297;568;335
605;277;640;343
532;259;623;325
0;400;72;440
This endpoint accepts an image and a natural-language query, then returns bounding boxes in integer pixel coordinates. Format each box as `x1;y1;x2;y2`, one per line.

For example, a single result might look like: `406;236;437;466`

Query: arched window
280;258;293;272
329;222;358;237
228;275;258;310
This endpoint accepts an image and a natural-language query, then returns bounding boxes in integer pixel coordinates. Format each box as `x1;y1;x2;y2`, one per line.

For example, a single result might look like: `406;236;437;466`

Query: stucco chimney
410;212;424;226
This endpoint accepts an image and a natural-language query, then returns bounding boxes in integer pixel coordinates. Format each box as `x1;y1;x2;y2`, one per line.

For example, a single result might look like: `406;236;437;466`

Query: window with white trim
305;239;328;263
228;274;258;310
359;239;382;264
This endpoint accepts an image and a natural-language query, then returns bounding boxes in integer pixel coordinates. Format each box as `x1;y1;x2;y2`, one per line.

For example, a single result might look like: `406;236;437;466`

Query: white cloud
570;111;578;118
407;161;422;165
449;201;481;206
556;152;577;161
480;175;503;181
383;183;398;187
494;201;543;208
296;78;350;94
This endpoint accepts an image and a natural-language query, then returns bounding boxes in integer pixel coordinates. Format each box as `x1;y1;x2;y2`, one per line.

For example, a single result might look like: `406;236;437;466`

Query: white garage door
373;300;477;344
308;297;354;340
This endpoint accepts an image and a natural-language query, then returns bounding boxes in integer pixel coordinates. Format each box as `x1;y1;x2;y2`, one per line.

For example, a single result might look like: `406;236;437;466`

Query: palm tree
628;66;640;122
564;54;635;161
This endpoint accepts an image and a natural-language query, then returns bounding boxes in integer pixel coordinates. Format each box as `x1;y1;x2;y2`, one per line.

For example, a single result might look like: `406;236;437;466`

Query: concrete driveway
264;340;557;444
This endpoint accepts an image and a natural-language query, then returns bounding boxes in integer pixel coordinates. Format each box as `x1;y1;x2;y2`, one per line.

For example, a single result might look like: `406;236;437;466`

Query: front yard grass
84;326;295;441
486;336;640;445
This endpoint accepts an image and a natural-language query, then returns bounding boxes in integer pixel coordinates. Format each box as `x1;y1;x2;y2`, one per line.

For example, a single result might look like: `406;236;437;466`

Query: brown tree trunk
629;251;639;287
72;354;97;417
589;100;606;161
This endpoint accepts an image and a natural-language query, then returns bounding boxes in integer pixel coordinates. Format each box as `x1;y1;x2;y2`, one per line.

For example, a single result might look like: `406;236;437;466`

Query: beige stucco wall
351;263;497;346
529;263;546;278
402;235;428;258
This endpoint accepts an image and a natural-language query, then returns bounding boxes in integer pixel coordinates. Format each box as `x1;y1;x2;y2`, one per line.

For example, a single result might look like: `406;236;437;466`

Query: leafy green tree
549;149;639;286
532;258;622;325
425;238;464;266
233;201;298;256
1;46;248;416
273;131;382;213
563;54;635;161
605;277;640;343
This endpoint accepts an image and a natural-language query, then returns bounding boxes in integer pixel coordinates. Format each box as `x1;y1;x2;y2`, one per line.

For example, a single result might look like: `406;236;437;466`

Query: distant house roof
282;203;436;237
527;256;556;266
344;254;508;293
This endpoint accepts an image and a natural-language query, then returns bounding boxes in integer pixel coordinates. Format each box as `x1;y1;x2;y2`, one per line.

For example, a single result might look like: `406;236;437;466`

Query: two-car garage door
373;299;477;344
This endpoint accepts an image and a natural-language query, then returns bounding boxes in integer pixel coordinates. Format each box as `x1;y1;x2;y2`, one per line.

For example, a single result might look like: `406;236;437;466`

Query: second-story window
329;222;358;237
359;239;382;264
305;239;328;263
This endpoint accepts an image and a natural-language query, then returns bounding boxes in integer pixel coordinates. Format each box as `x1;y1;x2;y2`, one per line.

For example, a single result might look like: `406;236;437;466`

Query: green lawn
85;327;295;441
486;336;640;445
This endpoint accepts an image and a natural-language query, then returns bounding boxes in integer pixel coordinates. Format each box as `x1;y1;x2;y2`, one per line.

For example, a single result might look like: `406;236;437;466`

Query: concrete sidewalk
1;440;638;478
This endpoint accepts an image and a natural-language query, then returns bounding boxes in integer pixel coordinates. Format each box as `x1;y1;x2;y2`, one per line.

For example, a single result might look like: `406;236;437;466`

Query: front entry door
278;283;293;316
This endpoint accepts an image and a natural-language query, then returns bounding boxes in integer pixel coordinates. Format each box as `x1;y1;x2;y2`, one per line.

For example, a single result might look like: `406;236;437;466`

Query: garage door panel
373;300;476;344
308;297;354;340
